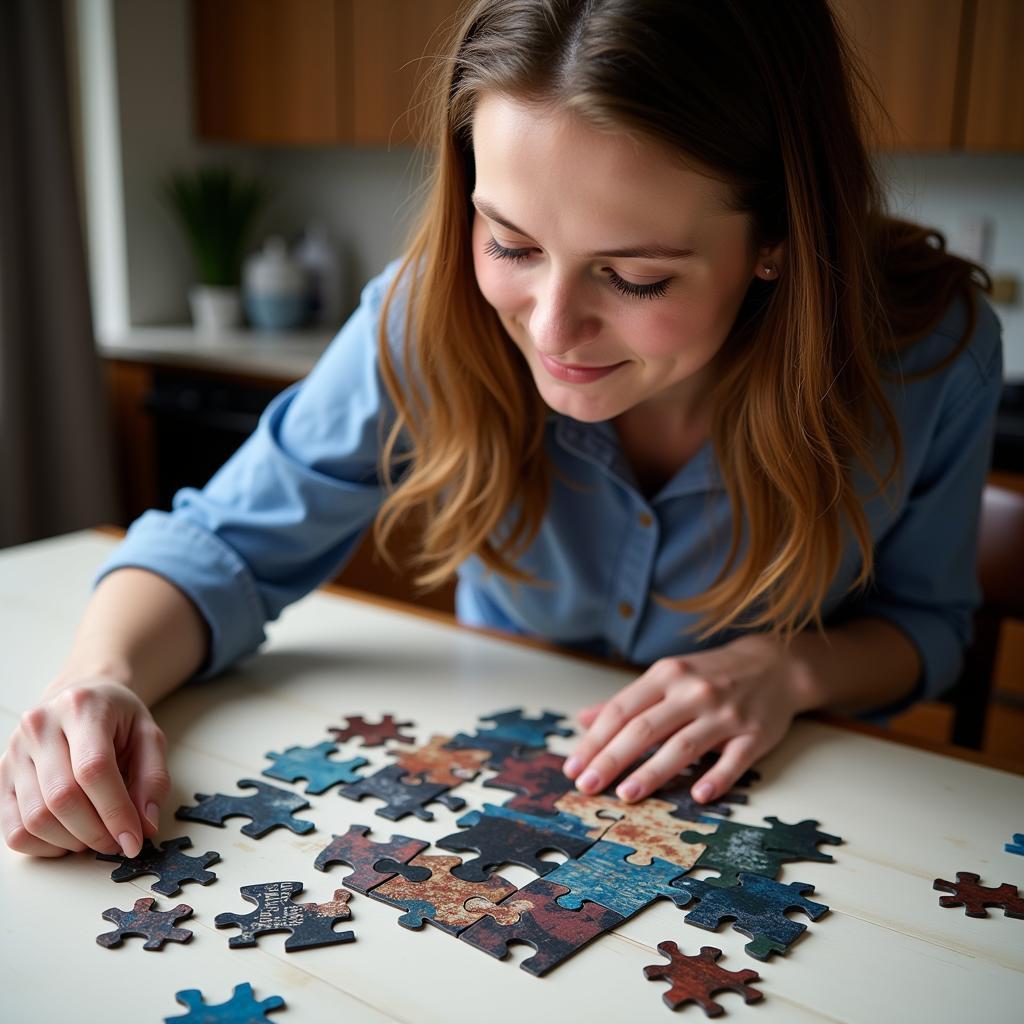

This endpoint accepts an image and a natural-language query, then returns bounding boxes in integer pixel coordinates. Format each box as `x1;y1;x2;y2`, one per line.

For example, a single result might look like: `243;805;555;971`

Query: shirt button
637;511;653;528
618;601;635;619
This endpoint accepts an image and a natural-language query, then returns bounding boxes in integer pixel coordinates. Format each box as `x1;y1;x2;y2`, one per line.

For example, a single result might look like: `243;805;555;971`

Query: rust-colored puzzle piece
933;872;1024;918
388;734;490;787
368;853;518;934
600;798;717;869
554;790;627;831
482;750;574;815
314;823;429;892
643;941;764;1016
329;714;415;747
459;877;625;976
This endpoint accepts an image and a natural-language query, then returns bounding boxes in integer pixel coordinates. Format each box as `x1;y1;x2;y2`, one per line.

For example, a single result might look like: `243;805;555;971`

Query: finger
690;734;759;804
614;718;729;803
576;703;604;728
30;732;121;854
564;670;669;785
1;773;69;857
66;720;144;857
125;720;171;838
12;760;89;855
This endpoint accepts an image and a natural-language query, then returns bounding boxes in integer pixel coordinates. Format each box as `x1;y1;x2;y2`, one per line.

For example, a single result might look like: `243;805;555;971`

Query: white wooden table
1;531;1021;1022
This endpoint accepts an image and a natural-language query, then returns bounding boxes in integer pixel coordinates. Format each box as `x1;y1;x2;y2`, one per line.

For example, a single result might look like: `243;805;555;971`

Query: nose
528;272;601;357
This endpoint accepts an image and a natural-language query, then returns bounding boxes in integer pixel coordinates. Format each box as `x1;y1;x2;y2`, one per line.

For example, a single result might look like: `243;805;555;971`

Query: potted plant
161;165;271;332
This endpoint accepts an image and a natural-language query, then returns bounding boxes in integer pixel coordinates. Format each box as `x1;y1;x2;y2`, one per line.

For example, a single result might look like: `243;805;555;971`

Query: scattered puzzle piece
96;897;193;950
215;881;355;951
459;877;624;975
476;708;574;747
672;872;829;960
96;836;220;896
933;872;1024;918
164;983;285;1023
643;941;764;1016
176;779;315;838
329;714;415;747
387;734;490;786
543;840;688;918
438;808;598;881
482;750;574;815
313;823;430;892
368;854;518;934
338;764;466;822
1006;834;1024;857
262;741;368;794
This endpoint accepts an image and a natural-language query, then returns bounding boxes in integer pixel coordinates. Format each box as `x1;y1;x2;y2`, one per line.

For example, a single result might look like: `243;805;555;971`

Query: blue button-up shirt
96;257;1004;713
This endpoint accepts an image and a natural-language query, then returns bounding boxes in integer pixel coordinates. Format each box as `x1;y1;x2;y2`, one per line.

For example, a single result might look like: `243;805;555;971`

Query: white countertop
99;325;337;380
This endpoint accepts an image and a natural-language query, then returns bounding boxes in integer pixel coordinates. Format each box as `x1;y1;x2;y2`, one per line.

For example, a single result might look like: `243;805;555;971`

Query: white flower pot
189;284;243;333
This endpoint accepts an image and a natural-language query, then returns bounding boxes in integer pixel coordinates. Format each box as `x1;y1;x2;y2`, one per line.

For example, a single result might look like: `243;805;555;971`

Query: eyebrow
470;195;697;261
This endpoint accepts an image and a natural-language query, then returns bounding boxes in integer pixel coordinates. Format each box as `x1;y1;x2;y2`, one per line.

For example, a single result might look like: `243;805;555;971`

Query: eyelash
482;237;671;301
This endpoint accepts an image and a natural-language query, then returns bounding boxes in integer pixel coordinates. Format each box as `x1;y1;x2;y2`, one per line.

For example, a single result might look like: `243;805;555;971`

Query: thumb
126;722;171;839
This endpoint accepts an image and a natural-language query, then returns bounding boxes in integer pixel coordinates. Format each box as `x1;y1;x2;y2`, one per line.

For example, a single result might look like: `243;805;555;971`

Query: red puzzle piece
933;872;1024;918
643;941;763;1016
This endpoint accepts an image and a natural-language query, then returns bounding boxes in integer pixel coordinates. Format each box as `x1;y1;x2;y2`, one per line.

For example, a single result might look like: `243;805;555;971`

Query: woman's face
471;92;780;424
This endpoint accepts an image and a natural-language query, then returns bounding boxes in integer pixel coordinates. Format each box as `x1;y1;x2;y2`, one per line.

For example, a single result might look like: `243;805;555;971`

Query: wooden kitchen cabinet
192;0;465;146
962;0;1024;150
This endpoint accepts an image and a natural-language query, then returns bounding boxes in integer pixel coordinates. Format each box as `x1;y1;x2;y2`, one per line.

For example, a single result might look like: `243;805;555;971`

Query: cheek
471;216;520;312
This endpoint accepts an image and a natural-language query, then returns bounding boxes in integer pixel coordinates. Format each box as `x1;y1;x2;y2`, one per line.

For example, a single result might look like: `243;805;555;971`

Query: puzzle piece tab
96;897;193;950
176;779;315;838
215;881;355;951
643;941;764;1015
313;823;430;892
164;983;285;1024
329;714;415;747
338;764;466;822
933;872;1024;918
96;835;220;895
262;741;368;794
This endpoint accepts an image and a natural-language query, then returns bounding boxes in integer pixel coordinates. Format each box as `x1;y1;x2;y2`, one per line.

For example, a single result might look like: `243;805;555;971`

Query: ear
754;238;786;282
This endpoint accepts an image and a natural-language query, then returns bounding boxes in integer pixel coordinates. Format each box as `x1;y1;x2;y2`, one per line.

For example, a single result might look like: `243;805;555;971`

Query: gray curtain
0;0;117;548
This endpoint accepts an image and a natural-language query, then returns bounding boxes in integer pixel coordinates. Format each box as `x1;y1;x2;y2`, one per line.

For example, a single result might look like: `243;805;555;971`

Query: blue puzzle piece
476;708;574;747
262;741;368;794
671;871;829;960
1006;833;1024;857
542;840;687;918
165;982;285;1023
463;803;599;841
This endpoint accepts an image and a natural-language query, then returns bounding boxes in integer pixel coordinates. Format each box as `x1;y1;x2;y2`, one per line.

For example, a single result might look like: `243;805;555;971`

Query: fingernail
118;832;140;858
577;769;600;792
617;780;640;801
693;782;713;803
564;756;582;778
145;802;159;830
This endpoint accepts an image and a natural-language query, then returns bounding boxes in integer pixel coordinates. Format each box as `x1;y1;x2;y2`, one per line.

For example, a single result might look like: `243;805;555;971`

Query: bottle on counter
242;236;308;330
295;222;346;329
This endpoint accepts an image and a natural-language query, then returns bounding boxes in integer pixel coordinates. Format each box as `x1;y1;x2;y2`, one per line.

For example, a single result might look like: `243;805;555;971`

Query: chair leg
949;613;1000;750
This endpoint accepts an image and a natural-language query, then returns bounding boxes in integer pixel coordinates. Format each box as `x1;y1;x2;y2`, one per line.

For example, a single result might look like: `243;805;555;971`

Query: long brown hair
374;0;992;639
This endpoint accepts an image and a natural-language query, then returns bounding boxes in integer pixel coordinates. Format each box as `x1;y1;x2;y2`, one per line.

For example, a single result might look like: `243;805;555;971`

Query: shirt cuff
92;510;269;681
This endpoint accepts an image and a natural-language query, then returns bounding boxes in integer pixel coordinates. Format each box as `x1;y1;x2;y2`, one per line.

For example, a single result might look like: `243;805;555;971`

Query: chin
534;378;624;424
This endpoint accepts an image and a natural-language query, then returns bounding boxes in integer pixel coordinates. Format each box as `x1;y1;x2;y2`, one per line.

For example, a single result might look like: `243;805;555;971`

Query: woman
1;0;1002;860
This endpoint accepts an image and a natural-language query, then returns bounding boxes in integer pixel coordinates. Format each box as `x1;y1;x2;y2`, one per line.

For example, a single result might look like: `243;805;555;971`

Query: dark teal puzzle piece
164;983;285;1023
96;835;220;895
476;708;574;747
176;779;315;838
262;741;368;794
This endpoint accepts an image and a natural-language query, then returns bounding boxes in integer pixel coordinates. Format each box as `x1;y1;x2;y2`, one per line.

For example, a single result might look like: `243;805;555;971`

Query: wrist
45;655;135;699
781;638;824;714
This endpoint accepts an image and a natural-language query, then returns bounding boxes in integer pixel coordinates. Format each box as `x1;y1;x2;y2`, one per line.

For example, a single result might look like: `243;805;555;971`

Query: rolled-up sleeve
93;258;407;680
854;323;1003;713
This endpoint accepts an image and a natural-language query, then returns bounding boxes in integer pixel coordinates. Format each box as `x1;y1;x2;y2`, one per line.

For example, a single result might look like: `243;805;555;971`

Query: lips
537;352;627;384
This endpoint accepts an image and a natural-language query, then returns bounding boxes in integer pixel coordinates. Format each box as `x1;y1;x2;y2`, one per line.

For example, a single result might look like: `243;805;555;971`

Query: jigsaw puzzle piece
313;824;430;892
678;820;787;887
96;836;220;895
653;754;760;821
176;779;315;838
472;802;606;842
1005;834;1024;857
553;790;628;830
476;708;574;747
328;713;415;747
542;839;688;918
96;897;193;950
643;941;764;1015
368;854;518;934
444;732;525;769
459;877;624;975
437;809;598;881
164;983;284;1023
482;750;574;815
387;734;490;786
933;872;1024;918
596;798;717;869
672;871;829;960
760;817;842;862
215;881;355;951
337;764;466;822
262;741;368;794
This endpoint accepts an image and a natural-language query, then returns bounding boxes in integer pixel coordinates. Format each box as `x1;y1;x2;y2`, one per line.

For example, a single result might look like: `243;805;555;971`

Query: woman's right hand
0;679;170;858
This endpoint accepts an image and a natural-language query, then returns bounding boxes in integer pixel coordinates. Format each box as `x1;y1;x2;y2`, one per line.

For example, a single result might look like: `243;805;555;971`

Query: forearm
786;616;922;715
45;567;211;707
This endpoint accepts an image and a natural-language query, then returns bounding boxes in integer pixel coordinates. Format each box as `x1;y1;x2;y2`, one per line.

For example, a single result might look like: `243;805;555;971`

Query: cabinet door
193;0;353;144
963;0;1024;150
349;0;465;146
830;0;966;151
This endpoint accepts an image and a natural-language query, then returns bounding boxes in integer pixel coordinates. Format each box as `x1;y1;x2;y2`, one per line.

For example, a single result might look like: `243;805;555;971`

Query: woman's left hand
562;634;813;805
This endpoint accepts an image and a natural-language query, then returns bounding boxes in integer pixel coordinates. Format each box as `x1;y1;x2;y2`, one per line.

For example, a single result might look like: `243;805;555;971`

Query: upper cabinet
831;0;1024;151
192;0;465;146
193;0;1023;151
